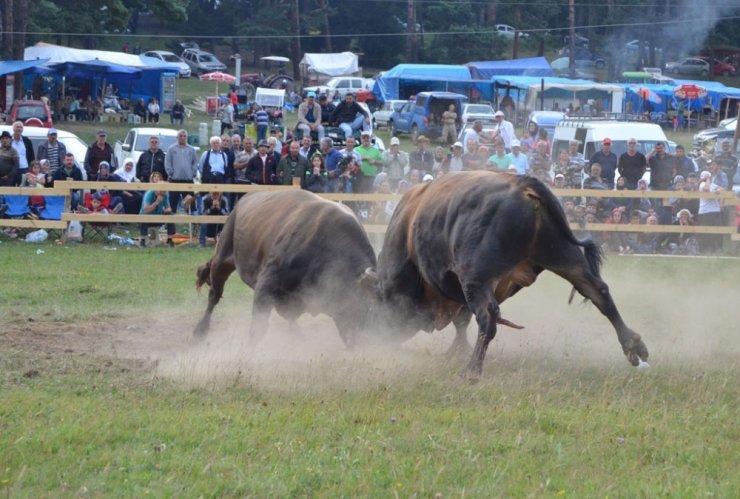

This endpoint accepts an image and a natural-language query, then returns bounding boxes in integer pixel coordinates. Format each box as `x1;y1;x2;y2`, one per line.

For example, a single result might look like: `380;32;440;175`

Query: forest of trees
2;0;739;76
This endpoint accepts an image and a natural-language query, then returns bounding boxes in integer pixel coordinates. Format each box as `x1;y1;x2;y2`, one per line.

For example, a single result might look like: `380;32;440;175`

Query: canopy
25;42;167;68
467;57;554;79
372;64;476;102
299;52;358;77
491;76;625;113
0;59;50;76
255;87;285;108
48;60;143;78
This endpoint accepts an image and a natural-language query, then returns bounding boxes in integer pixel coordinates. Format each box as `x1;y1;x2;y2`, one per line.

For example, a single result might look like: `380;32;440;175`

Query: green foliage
428;25;505;65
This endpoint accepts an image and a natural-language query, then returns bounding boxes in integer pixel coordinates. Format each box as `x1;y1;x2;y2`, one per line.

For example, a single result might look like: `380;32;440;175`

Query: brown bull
376;171;649;379
194;190;377;347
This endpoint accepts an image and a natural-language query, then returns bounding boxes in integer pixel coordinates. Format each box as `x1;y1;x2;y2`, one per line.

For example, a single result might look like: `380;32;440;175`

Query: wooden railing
2;181;738;240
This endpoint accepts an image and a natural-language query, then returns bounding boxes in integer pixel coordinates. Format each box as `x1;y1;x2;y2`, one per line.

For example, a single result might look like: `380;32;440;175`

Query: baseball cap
0;131;11;139
47;128;58;135
257;139;268;147
422;174;434;182
390;137;400;146
453;141;463;148
555;173;565;180
700;170;711;179
97;130;107;137
510;139;520;148
307;91;316;98
360;130;371;136
602;137;612;145
494;110;504;118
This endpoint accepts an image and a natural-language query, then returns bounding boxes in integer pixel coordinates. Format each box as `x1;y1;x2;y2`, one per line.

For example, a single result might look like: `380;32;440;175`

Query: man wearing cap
84;130;116;179
356;130;383;190
329;92;371;139
0;131;19;186
245;139;277;185
492;110;515;151
589;137;618;189
509;140;528;175
618;138;647;190
446;141;465;173
37;128;67;175
136;135;167;183
297;92;324;141
10;121;34;185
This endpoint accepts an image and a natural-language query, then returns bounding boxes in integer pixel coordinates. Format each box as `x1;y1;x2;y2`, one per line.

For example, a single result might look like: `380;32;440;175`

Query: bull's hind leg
193;259;236;338
247;285;276;349
547;249;649;367
461;283;501;380
447;308;473;357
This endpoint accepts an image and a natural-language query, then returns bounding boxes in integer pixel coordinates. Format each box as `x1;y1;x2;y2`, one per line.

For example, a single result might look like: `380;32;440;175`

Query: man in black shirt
617;138;647;190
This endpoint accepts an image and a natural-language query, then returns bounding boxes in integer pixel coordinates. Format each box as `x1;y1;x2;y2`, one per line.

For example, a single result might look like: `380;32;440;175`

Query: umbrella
199;71;236;95
673;84;707;131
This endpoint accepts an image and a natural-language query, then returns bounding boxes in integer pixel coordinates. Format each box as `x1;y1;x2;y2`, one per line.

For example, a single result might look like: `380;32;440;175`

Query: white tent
255;87;285;108
299;52;358;77
24;42;155;68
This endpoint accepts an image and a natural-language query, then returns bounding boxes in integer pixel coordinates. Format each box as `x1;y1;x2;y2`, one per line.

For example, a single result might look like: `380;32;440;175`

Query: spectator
139;170;174;247
605;207;632;254
463;139;485;171
337;155;363;193
697;169;725;253
199;191;229;248
409;136;434;175
170;99;186;126
647;142;674;192
52;153;83;209
199;136;229;184
0;130;19;186
446;142;465;174
668;208;699;255
37;159;53;187
245;140;277;185
440;104;458;145
487;142;512;173
382;137;408;178
536;128;551;155
297;91;324;141
69;98;87;122
10;121;34;186
529;140;551;177
492;110;516;151
136;135;167;183
219;134;236;182
320;137;343;192
356;130;383;191
111;158;143;214
519;127;535;150
431;146;448;174
318;94;335;125
133;98;147;122
329;93;371;139
635;215;663;254
165;129;199;214
674;145;696;179
36;128;66;175
707;157;729;189
462;121;492;153
552;150;578;187
589;138;618;189
254;106;269;142
267;136;282;165
277;140;309;186
714;141;738;189
509;140;528;175
220;99;234;134
339;135;361;165
84;130;116;179
298;135;318;159
617;138;647;190
302;153;328;194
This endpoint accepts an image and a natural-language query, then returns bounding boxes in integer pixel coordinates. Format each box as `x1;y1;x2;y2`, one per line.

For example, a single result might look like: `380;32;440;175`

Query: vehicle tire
240;82;256;101
411;124;418;143
390;120;397;137
270;77;294;95
595;60;606;69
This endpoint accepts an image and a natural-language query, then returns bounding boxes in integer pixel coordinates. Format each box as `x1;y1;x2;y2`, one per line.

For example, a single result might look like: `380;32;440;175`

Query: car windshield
16;105;46;121
134;134;178;151
467;105;493;114
198;54;218;63
162;54;181;63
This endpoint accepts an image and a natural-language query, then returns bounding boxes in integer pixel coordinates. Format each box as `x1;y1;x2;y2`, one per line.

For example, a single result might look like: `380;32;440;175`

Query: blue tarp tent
0;59;50;76
467;57;554;79
372;64;478;102
622;80;740;118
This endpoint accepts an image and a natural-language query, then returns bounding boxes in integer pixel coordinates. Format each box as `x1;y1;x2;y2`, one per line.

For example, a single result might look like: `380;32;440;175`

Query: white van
552;118;674;162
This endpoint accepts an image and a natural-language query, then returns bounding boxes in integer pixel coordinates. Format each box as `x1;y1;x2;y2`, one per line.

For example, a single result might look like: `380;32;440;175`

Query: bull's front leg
462;283;500;381
447;308;473;357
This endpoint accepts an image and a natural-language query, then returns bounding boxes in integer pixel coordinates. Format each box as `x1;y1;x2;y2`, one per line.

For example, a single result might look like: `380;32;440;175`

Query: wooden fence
1;181;738;241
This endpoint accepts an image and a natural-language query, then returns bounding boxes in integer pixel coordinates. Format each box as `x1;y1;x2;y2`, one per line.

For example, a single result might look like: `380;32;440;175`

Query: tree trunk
568;0;576;78
289;0;302;80
406;0;417;63
317;0;332;52
2;0;15;60
512;7;521;59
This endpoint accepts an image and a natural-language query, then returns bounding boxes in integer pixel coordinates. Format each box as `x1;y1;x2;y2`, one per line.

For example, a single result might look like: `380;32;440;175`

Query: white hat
453;141;463;148
555;173;565;179
360;130;371;136
494;110;505;118
390;137;400;146
422;174;434;182
511;139;521;148
700;170;711;180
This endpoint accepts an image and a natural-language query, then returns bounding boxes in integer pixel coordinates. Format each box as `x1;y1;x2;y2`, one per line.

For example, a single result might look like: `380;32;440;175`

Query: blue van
390;92;467;142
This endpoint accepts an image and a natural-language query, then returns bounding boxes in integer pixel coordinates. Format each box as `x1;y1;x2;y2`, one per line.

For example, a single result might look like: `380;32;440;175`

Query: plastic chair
39;196;65;220
4;195;30;217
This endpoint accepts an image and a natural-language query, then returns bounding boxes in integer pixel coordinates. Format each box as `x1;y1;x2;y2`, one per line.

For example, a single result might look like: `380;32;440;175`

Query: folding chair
80;192;114;241
4;195;30;218
39;195;67;239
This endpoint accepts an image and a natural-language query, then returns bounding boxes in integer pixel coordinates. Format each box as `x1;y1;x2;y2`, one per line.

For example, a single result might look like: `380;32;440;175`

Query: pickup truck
303;76;375;99
389;92;467;142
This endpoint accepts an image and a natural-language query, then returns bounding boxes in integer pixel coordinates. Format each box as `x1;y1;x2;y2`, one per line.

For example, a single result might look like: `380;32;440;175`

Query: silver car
143;50;191;78
372;100;406;128
181;48;227;76
665;58;710;77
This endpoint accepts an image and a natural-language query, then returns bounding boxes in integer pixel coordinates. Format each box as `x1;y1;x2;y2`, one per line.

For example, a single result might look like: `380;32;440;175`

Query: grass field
1;244;738;496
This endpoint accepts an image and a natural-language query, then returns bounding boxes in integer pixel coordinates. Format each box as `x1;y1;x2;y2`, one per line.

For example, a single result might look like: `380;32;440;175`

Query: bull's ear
359;267;379;293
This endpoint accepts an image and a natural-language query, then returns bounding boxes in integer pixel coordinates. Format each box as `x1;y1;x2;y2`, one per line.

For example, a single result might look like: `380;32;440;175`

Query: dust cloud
148;256;737;392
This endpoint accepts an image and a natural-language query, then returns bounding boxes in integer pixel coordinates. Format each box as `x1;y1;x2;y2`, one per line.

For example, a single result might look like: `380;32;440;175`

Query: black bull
193;189;377;347
376;171;649;378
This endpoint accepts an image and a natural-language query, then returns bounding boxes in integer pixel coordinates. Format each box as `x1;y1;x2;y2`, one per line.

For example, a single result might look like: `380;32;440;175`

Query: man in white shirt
493;110;516;152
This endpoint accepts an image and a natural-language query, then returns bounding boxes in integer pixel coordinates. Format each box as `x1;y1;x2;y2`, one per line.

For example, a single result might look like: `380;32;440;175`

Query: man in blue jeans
329;93;370;140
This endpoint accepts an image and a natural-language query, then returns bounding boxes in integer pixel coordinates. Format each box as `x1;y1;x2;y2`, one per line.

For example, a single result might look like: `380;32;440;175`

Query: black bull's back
377;171;649;378
194;190;377;346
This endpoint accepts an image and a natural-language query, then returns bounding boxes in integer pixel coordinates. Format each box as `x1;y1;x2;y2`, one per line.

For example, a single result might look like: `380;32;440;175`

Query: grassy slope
0;245;738;495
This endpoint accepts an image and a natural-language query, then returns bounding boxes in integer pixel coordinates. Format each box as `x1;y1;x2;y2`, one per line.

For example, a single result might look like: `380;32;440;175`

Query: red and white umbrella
199;72;236;96
673;83;707;100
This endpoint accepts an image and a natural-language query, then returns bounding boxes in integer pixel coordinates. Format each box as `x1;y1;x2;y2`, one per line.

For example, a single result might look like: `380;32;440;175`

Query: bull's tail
195;259;213;291
519;174;604;281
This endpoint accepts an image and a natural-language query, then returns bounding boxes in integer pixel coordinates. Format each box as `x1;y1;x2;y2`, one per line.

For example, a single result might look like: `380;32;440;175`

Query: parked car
698;57;736;77
495;24;529;40
693;121;737;152
372;100;406;128
665;58;710;77
561;33;590;47
526;111;566;140
718;116;737;128
5;100;53;127
113;127;185;170
461;103;496;124
181;48;227;76
0;124;88;176
390;92;468;142
143;50;191;78
557;47;607;69
303;77;375;99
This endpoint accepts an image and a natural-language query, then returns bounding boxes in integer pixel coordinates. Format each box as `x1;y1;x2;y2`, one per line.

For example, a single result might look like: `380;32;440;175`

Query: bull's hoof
446;340;473;359
192;318;210;340
460;368;481;384
623;334;649;367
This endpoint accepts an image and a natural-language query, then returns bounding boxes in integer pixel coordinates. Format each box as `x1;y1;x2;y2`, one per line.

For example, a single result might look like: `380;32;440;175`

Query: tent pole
540;79;544;111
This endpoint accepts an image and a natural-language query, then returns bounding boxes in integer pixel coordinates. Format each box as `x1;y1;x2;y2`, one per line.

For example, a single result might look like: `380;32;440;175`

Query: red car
5;100;54;127
699;57;737;77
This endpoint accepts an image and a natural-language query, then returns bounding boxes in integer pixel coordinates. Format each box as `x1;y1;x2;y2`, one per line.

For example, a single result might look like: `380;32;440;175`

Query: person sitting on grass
139;170;174;247
199;191;230;248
